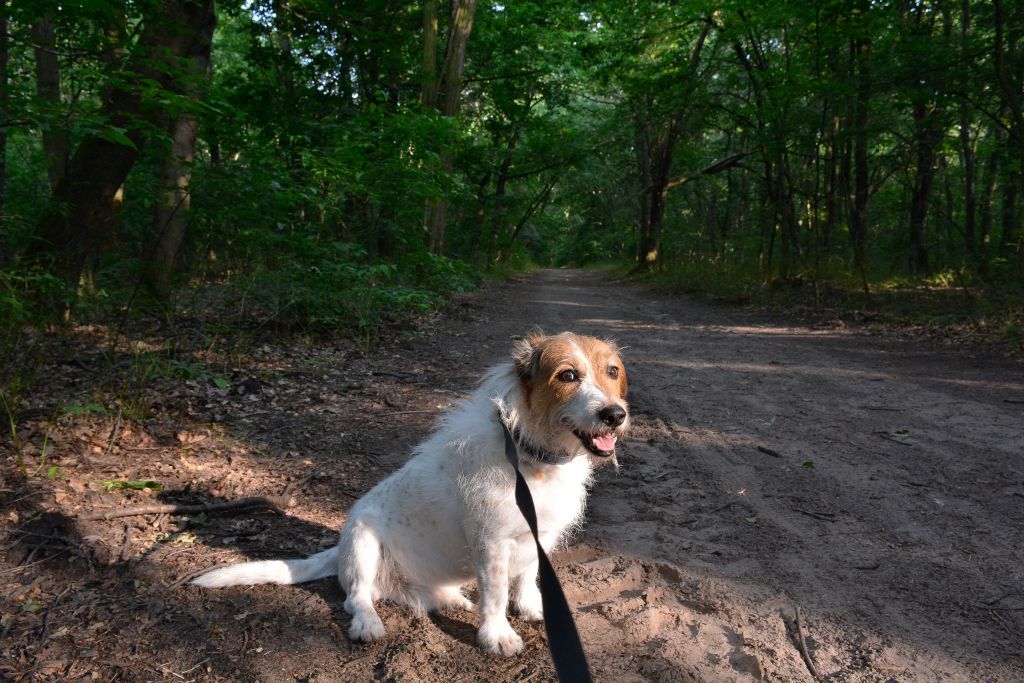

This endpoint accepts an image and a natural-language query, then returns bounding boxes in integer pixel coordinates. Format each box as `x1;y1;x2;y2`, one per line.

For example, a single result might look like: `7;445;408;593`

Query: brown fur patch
577;336;628;399
515;333;627;419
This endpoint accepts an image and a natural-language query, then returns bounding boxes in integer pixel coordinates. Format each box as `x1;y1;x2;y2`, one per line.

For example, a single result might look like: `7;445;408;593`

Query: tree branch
657;151;752;194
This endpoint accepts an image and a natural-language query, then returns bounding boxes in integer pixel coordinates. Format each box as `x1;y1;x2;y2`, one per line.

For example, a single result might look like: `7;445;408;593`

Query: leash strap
500;419;593;683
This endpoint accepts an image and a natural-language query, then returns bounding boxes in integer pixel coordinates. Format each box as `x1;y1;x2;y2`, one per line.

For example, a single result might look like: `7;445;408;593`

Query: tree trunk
908;99;941;275
635;116;653;266
959;0;976;256
145;2;216;301
508;180;554;246
774;155;800;278
32;17;69;193
27;0;218;296
849;32;871;288
978;138;999;272
991;0;1024;241
634;20;713;271
1000;165;1020;257
420;0;439;106
636;120;678;269
823;111;841;255
0;5;8;223
425;0;478;255
487;125;521;259
438;0;477;118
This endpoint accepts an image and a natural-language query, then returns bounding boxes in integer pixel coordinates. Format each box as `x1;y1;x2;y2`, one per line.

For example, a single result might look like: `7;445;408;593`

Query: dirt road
4;268;1023;681
410;268;1024;682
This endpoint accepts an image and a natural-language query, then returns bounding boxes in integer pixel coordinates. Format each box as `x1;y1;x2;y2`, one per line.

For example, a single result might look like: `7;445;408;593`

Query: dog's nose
598;404;627;428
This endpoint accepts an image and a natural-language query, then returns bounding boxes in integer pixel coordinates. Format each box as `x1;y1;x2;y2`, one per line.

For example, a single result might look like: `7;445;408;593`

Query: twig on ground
757;445;783;458
103;407;124;458
4;490;45;506
709;501;736;515
984;591;1018;606
181;659;210;676
793;508;836;522
39;585;72;644
793;605;821;680
875;431;914;447
0;549;70;575
80;495;297;521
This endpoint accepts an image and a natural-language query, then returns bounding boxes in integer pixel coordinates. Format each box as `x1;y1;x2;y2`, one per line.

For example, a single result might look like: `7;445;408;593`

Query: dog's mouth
573;430;618;458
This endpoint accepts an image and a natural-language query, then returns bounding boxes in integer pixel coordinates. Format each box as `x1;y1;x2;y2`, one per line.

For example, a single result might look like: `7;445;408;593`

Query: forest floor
2;268;1023;682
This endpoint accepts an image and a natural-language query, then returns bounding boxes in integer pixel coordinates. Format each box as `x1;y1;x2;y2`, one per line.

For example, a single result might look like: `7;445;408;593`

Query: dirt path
3;269;1023;681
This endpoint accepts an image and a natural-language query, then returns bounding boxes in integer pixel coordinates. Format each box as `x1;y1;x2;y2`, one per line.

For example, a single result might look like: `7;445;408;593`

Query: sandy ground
2;268;1023;682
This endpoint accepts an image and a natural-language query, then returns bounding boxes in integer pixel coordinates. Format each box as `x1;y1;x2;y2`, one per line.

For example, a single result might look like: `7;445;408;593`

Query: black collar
498;415;574;465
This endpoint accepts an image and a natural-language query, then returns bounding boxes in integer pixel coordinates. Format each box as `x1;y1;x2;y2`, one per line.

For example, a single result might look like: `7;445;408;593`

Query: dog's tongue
592;433;616;453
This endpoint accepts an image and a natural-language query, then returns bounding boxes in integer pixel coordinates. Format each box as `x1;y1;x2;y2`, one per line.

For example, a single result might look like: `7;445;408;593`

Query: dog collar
498;415;575;465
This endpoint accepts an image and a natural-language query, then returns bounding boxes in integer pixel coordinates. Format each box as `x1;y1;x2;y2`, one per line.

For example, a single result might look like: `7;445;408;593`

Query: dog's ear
513;332;547;381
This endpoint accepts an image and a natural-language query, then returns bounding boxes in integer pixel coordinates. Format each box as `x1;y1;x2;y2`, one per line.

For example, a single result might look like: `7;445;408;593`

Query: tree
0;2;8;221
31;15;67;192
422;0;478;255
27;0;218;297
145;2;216;301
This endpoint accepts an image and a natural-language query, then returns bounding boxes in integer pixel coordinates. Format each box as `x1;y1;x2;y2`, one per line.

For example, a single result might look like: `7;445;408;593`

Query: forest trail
4;269;1023;682
427;268;1024;681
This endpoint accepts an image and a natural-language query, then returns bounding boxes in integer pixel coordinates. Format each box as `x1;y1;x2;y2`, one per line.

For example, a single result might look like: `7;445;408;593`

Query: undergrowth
0;240;486;474
638;258;1024;354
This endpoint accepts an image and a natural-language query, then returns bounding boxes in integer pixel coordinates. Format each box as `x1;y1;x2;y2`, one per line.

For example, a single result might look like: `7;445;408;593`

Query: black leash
500;418;594;683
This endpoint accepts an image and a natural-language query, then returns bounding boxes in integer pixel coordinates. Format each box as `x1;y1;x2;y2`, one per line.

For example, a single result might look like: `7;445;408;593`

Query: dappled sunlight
562;539;997;683
697;324;848;337
645;356;1024;392
927;375;1024;392
5;270;1022;681
578;318;683;332
588;417;1023;680
580;317;866;342
649;358;891;382
527;299;605;309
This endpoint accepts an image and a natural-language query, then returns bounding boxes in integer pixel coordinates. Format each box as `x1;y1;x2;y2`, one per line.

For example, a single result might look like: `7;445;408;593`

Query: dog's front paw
348;610;386;643
478;620;524;656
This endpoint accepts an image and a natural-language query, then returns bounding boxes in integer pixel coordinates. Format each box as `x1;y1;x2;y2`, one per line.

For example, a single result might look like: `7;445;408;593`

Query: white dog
192;332;629;656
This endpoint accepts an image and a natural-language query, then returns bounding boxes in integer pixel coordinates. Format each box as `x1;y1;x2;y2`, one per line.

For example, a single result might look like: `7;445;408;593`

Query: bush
240;238;477;337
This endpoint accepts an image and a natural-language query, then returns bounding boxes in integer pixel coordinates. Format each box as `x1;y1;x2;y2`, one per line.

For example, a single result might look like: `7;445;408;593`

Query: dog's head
512;331;629;460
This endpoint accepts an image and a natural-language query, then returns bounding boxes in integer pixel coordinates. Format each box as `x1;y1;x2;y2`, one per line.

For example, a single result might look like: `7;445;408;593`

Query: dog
192;331;629;656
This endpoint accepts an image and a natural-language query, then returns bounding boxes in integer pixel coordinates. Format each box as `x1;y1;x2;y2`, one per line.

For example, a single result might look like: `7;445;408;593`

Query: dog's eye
608;366;619;380
557;369;579;383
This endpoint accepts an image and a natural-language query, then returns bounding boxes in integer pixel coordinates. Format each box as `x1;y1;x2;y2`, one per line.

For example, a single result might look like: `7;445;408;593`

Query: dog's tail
191;546;338;588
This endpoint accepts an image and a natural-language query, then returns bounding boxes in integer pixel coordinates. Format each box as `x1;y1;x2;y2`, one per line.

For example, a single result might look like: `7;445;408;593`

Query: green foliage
99;480;162;492
65;403;107;416
0;267;65;330
3;0;1022;345
233;238;477;337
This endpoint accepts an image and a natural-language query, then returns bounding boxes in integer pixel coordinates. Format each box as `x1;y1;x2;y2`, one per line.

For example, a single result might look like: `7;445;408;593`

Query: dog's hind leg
426;585;473;612
339;521;386;642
